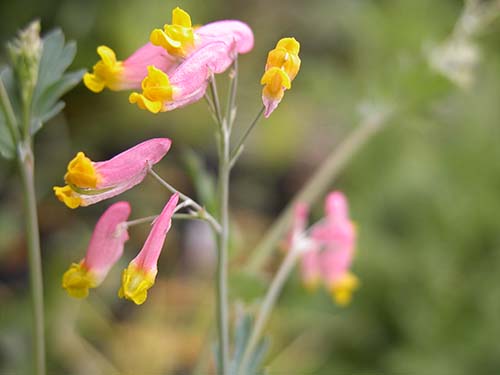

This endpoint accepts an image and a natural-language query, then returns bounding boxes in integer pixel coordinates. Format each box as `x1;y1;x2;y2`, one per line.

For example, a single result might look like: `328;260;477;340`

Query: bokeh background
1;0;500;373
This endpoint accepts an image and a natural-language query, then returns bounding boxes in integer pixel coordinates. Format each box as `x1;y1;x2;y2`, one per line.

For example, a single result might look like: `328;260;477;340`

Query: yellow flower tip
64;152;99;188
84;45;124;93
129;66;173;113
83;72;105;93
118;265;156;305
150;8;194;56
277;37;300;55
261;67;290;101
172;7;192;28
62;262;97;299
53;185;82;209
330;273;360;307
129;92;162;114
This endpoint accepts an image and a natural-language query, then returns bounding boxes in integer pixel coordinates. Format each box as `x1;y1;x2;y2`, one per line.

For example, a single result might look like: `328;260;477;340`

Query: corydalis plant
54;6;361;375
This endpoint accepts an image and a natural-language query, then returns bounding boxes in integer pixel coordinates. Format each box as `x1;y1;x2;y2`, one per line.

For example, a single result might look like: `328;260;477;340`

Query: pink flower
129;41;241;113
83;43;176;93
53;138;171;208
288;191;359;305
62;201;131;298
119;193;180;305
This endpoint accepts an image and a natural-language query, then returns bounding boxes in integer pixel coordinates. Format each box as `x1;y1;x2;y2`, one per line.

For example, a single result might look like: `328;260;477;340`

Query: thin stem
225;56;238;132
238;245;302;374
209;73;224;128
17;141;45;375
230;106;265;163
216;129;230;374
0;78;20;144
125;215;157;228
148;168;222;233
245;109;393;273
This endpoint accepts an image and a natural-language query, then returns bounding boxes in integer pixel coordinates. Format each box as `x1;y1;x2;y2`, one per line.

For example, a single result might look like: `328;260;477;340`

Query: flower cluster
62;193;180;304
288;192;359;306
83;7;254;113
54;138;180;304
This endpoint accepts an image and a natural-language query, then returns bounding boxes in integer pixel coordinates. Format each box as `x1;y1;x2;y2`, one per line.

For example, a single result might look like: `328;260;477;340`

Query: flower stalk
17;140;46;375
211;74;231;375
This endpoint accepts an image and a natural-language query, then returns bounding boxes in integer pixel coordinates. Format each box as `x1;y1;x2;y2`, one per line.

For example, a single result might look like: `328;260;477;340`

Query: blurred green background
1;0;500;373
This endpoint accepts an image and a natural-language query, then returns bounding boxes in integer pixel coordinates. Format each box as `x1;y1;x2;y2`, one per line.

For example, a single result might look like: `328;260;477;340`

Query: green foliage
30;29;84;135
0;25;83;160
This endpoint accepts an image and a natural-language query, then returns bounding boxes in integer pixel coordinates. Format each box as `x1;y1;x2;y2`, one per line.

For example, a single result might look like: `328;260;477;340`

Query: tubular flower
119;193;180;305
287;191;358;306
62;201;131;298
261;37;301;118
129;41;238;113
83;43;175;93
53;138;171;208
150;7;254;58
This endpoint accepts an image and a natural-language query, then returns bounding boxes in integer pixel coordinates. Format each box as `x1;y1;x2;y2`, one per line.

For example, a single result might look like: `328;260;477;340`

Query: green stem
245;109;392;273
230;106;265;164
17;140;45;375
238;245;301;374
211;74;230;375
225;56;238;132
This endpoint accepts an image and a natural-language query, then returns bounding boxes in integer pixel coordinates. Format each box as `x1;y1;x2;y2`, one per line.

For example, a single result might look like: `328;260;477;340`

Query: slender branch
230;105;265;164
0;78;20;144
148;168;222;233
245;108;393;273
210;71;231;374
225;56;238;132
209;73;224;129
238;244;302;374
125;215;157;228
17;141;45;375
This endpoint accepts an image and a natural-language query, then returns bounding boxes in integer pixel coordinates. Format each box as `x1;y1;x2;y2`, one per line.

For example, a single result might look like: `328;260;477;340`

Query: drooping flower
150;7;254;58
261;37;301;118
287;191;358;306
83;43;175;93
129;41;239;113
62;201;131;298
53;138;171;208
119;193;179;305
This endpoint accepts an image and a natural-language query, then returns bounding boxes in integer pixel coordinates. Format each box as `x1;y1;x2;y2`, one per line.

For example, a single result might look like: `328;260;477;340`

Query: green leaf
246;337;270;375
30;28;82;135
31;69;84;134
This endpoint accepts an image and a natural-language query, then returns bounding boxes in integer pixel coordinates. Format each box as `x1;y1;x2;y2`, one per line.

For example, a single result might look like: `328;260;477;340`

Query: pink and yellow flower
129;41;242;113
261;37;301;118
53;138;171;209
150;7;254;58
119;193;180;305
62;201;131;298
83;43;175;93
288;191;358;306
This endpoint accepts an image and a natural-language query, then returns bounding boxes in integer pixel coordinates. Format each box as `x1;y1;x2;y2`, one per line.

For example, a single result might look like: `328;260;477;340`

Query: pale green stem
238;245;302;374
210;74;230;375
148;168;222;233
17;140;46;375
230;105;265;165
245;110;392;273
225;56;238;132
